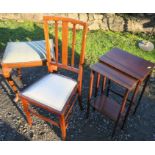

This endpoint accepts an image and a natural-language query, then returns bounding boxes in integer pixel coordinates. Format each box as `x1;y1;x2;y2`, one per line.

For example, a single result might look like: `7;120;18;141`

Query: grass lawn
0;19;155;65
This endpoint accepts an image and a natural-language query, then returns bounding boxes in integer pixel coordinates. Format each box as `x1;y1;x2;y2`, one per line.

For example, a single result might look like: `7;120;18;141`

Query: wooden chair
1;38;55;101
19;16;88;140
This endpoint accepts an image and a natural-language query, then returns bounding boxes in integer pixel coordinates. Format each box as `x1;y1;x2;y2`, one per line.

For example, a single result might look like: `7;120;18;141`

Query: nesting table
87;48;154;136
99;48;154;115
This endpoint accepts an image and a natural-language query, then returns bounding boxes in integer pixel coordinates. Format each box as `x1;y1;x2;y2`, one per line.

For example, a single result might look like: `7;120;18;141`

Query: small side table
99;48;155;115
87;62;138;136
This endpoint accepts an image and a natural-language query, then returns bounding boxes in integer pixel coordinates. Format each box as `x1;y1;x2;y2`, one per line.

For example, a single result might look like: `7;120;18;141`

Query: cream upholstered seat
21;74;77;112
2;39;55;64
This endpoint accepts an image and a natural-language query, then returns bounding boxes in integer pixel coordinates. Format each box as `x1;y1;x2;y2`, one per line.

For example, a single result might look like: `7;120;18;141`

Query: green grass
86;30;155;64
0;19;155;65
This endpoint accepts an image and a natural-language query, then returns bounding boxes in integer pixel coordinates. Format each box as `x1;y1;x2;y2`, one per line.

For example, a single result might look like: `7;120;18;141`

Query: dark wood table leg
121;81;141;129
112;89;129;137
93;73;100;111
101;76;107;94
133;74;151;114
95;73;100;97
106;79;111;96
86;70;95;118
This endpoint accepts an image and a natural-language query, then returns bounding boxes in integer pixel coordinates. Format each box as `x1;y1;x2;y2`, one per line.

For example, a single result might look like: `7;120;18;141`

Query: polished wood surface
112;89;130;136
90;62;137;90
99;47;154;115
62;21;68;65
99;48;154;81
92;94;121;121
87;62;138;137
43;16;88;69
43;16;87;26
71;24;76;66
55;21;59;63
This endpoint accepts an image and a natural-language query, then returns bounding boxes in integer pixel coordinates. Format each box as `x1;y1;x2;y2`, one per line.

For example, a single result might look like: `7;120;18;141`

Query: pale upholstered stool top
21;74;77;112
2;39;55;64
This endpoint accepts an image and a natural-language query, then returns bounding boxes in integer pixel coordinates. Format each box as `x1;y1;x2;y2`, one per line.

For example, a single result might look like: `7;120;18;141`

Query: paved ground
0;56;155;141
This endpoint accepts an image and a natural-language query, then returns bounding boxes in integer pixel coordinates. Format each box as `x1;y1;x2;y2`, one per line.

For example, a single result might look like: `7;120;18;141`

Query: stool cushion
21;74;77;112
2;39;55;64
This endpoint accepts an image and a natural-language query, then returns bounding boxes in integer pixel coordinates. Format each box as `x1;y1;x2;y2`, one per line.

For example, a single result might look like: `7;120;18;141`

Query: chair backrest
43;16;88;76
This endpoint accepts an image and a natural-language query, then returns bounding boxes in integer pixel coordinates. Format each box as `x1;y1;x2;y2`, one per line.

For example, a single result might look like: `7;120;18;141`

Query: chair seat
1;39;55;64
21;74;77;112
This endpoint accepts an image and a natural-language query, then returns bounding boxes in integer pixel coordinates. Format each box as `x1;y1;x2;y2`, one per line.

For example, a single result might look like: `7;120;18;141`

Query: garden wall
0;13;155;33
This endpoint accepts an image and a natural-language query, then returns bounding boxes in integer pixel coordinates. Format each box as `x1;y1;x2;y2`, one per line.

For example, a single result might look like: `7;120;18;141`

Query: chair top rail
43;16;88;26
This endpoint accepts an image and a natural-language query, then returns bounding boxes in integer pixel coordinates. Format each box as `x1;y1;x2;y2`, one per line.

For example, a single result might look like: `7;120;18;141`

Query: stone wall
0;13;155;33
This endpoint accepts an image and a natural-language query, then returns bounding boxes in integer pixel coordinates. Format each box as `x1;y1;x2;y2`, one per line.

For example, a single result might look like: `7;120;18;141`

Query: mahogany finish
19;16;88;140
99;48;155;115
87;62;138;136
92;94;121;121
99;48;154;81
90;62;137;90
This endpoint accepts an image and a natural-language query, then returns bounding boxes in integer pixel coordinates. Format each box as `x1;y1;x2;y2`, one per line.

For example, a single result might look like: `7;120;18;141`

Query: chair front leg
21;98;32;126
59;115;67;140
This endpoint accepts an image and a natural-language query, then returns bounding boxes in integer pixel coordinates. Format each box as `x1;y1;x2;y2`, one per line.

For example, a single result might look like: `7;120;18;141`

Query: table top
99;48;155;81
90;62;137;90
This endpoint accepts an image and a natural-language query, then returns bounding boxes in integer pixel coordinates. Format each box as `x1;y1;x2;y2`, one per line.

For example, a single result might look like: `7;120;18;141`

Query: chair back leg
77;93;83;111
77;80;83;110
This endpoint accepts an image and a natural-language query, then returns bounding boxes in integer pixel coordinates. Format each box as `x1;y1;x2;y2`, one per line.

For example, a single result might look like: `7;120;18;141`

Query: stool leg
7;77;19;102
2;67;19;102
133;75;150;115
17;68;22;80
86;70;94;118
112;89;129;137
